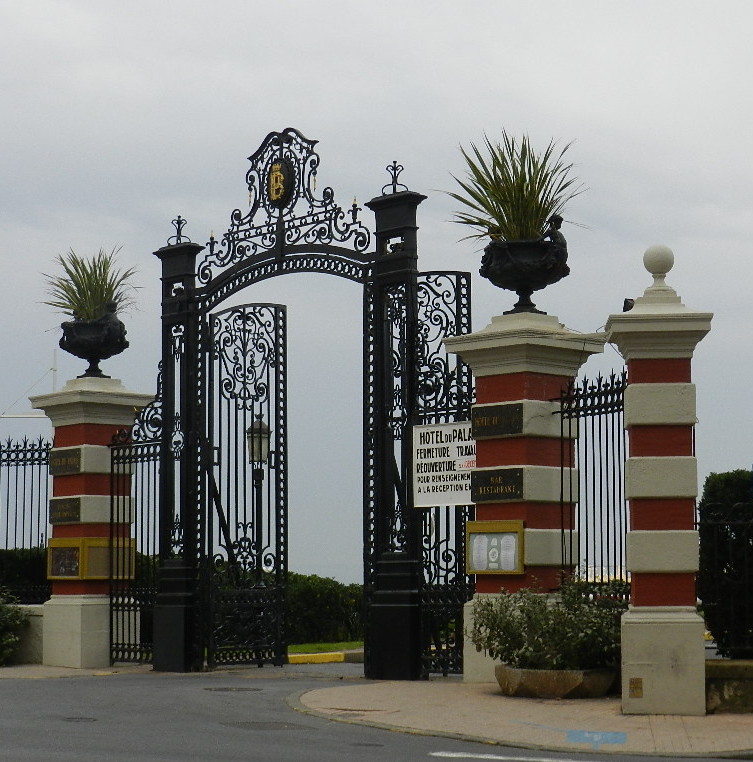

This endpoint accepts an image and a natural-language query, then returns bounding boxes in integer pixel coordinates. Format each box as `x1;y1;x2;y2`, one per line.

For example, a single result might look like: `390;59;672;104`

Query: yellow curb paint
287;652;345;664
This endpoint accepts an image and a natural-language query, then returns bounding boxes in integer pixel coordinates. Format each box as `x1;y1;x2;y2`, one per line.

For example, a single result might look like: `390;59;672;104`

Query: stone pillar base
463;596;497;683
42;595;110;669
621;606;706;715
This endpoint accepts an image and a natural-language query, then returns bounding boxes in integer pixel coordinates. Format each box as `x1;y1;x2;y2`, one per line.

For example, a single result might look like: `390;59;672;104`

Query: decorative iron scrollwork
197;128;371;283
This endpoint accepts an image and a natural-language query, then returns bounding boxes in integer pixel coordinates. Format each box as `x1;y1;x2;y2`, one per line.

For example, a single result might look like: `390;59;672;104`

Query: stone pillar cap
444;311;604;377
606;246;713;359
30;377;154;429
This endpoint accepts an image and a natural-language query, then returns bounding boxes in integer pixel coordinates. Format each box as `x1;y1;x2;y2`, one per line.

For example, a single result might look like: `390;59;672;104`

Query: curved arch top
199;244;374;312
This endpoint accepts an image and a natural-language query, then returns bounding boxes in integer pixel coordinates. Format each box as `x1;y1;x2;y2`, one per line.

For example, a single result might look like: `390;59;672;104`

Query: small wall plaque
471;468;524;503
50;497;81;524
49;447;83;475
472;403;524;439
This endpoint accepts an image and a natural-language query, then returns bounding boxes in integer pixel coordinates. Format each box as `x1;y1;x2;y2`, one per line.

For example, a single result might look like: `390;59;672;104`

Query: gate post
152;239;205;671
445;312;604;681
606;246;712;715
364;188;425;679
30;379;152;668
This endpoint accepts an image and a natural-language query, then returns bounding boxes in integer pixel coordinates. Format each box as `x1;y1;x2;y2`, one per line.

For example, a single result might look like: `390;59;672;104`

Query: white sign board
412;422;475;507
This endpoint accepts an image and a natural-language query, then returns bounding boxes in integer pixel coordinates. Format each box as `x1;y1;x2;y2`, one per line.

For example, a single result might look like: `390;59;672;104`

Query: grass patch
287;641;363;654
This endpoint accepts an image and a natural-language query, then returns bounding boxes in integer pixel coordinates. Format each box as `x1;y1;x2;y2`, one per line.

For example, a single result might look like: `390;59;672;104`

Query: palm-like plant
449;131;585;242
43;247;138;320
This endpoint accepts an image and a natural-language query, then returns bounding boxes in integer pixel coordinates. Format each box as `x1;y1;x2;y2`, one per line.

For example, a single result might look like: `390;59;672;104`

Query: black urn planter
479;239;570;314
59;307;129;378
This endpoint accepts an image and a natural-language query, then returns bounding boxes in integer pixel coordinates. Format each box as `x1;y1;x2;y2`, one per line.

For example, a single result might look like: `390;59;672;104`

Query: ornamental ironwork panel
197;128;371;287
557;371;628;582
363;270;474;677
204;303;287;667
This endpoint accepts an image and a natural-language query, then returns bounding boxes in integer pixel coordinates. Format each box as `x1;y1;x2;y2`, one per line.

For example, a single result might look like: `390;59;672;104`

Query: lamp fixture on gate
246;414;270;466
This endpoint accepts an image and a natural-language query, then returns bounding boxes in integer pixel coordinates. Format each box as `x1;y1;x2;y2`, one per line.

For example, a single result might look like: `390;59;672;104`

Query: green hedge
0;548;50;604
286;572;363;644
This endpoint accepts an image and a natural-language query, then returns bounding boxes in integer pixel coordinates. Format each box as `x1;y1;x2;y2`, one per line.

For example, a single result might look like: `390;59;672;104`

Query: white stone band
626;529;699;573
624;383;697;426
625;456;697;499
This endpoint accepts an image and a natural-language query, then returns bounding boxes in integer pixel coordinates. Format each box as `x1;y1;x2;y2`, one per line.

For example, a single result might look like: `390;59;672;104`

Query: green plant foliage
42;247;139;320
469;577;627;670
449;131;585;242
698;469;753;658
286;572;363;645
0;587;29;666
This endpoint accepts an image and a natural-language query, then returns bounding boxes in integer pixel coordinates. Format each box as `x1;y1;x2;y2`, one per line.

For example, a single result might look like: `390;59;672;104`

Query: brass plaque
50;497;81;524
628;677;643;698
50;546;80;578
49;448;82;475
472;404;524;438
471;468;524;503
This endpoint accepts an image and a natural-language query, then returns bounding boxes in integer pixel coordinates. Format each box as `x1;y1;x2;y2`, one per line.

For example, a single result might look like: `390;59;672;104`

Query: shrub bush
698;469;753;658
0;587;29;666
469;577;628;670
286;572;363;644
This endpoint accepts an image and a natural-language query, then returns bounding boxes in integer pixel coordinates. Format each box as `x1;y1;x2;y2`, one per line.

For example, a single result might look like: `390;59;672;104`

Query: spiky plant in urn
449;131;585;314
43;247;138;378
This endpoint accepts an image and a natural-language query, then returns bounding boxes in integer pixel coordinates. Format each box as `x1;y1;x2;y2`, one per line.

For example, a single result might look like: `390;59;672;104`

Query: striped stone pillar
445;312;604;681
606;246;712;715
30;377;152;668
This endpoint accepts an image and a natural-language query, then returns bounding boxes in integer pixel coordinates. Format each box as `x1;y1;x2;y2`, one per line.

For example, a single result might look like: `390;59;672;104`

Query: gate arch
144;128;473;677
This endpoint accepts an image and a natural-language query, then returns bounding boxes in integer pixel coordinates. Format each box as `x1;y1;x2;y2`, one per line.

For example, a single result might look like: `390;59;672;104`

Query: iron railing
557;371;628;583
0;437;52;603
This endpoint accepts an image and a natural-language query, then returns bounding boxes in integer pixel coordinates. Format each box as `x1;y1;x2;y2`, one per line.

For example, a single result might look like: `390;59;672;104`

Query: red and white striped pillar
445;312;604;681
606;245;712;715
31;377;152;668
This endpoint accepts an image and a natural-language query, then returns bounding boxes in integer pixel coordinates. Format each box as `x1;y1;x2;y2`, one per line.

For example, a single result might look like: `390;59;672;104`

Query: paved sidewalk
297;678;753;758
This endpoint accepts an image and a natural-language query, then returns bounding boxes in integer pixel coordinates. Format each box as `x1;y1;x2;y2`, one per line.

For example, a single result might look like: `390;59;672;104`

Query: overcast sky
2;1;751;582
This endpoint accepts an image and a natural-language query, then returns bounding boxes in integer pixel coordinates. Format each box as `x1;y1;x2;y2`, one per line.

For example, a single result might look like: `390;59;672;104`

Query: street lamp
246;414;270;585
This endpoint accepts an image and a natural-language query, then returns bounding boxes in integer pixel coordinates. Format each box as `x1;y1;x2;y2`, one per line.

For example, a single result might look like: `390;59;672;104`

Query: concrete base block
621;606;706;715
43;595;110;669
462;597;497;683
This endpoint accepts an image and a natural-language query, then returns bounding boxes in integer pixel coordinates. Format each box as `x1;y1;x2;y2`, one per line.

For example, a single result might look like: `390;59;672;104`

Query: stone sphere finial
643;245;674;279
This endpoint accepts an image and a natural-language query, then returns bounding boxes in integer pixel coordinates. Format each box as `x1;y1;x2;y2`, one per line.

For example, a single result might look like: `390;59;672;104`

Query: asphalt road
0;664;715;762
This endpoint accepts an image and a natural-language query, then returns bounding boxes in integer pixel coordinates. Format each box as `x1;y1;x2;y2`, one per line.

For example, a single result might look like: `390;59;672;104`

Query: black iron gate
121;128;473;675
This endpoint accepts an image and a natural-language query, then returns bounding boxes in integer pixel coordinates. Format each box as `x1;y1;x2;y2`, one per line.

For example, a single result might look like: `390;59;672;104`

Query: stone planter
479;239;569;314
495;663;615;699
59;303;129;378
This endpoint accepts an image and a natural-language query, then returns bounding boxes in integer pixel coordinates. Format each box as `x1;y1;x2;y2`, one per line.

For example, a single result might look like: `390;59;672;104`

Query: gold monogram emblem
269;162;286;202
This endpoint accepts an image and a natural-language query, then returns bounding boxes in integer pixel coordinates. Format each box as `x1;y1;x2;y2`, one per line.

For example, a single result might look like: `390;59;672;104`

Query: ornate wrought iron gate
130;128;473;675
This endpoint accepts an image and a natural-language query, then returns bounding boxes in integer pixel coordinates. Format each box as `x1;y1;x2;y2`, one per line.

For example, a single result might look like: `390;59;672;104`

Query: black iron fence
110;435;161;664
0;437;52;603
557;372;629;583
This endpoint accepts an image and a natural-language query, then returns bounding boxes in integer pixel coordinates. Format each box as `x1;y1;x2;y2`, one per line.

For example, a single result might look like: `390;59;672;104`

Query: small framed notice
466;520;524;575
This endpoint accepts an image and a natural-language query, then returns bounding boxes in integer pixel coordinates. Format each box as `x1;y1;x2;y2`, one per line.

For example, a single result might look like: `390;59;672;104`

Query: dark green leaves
449;131;585;241
43;247;139;320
